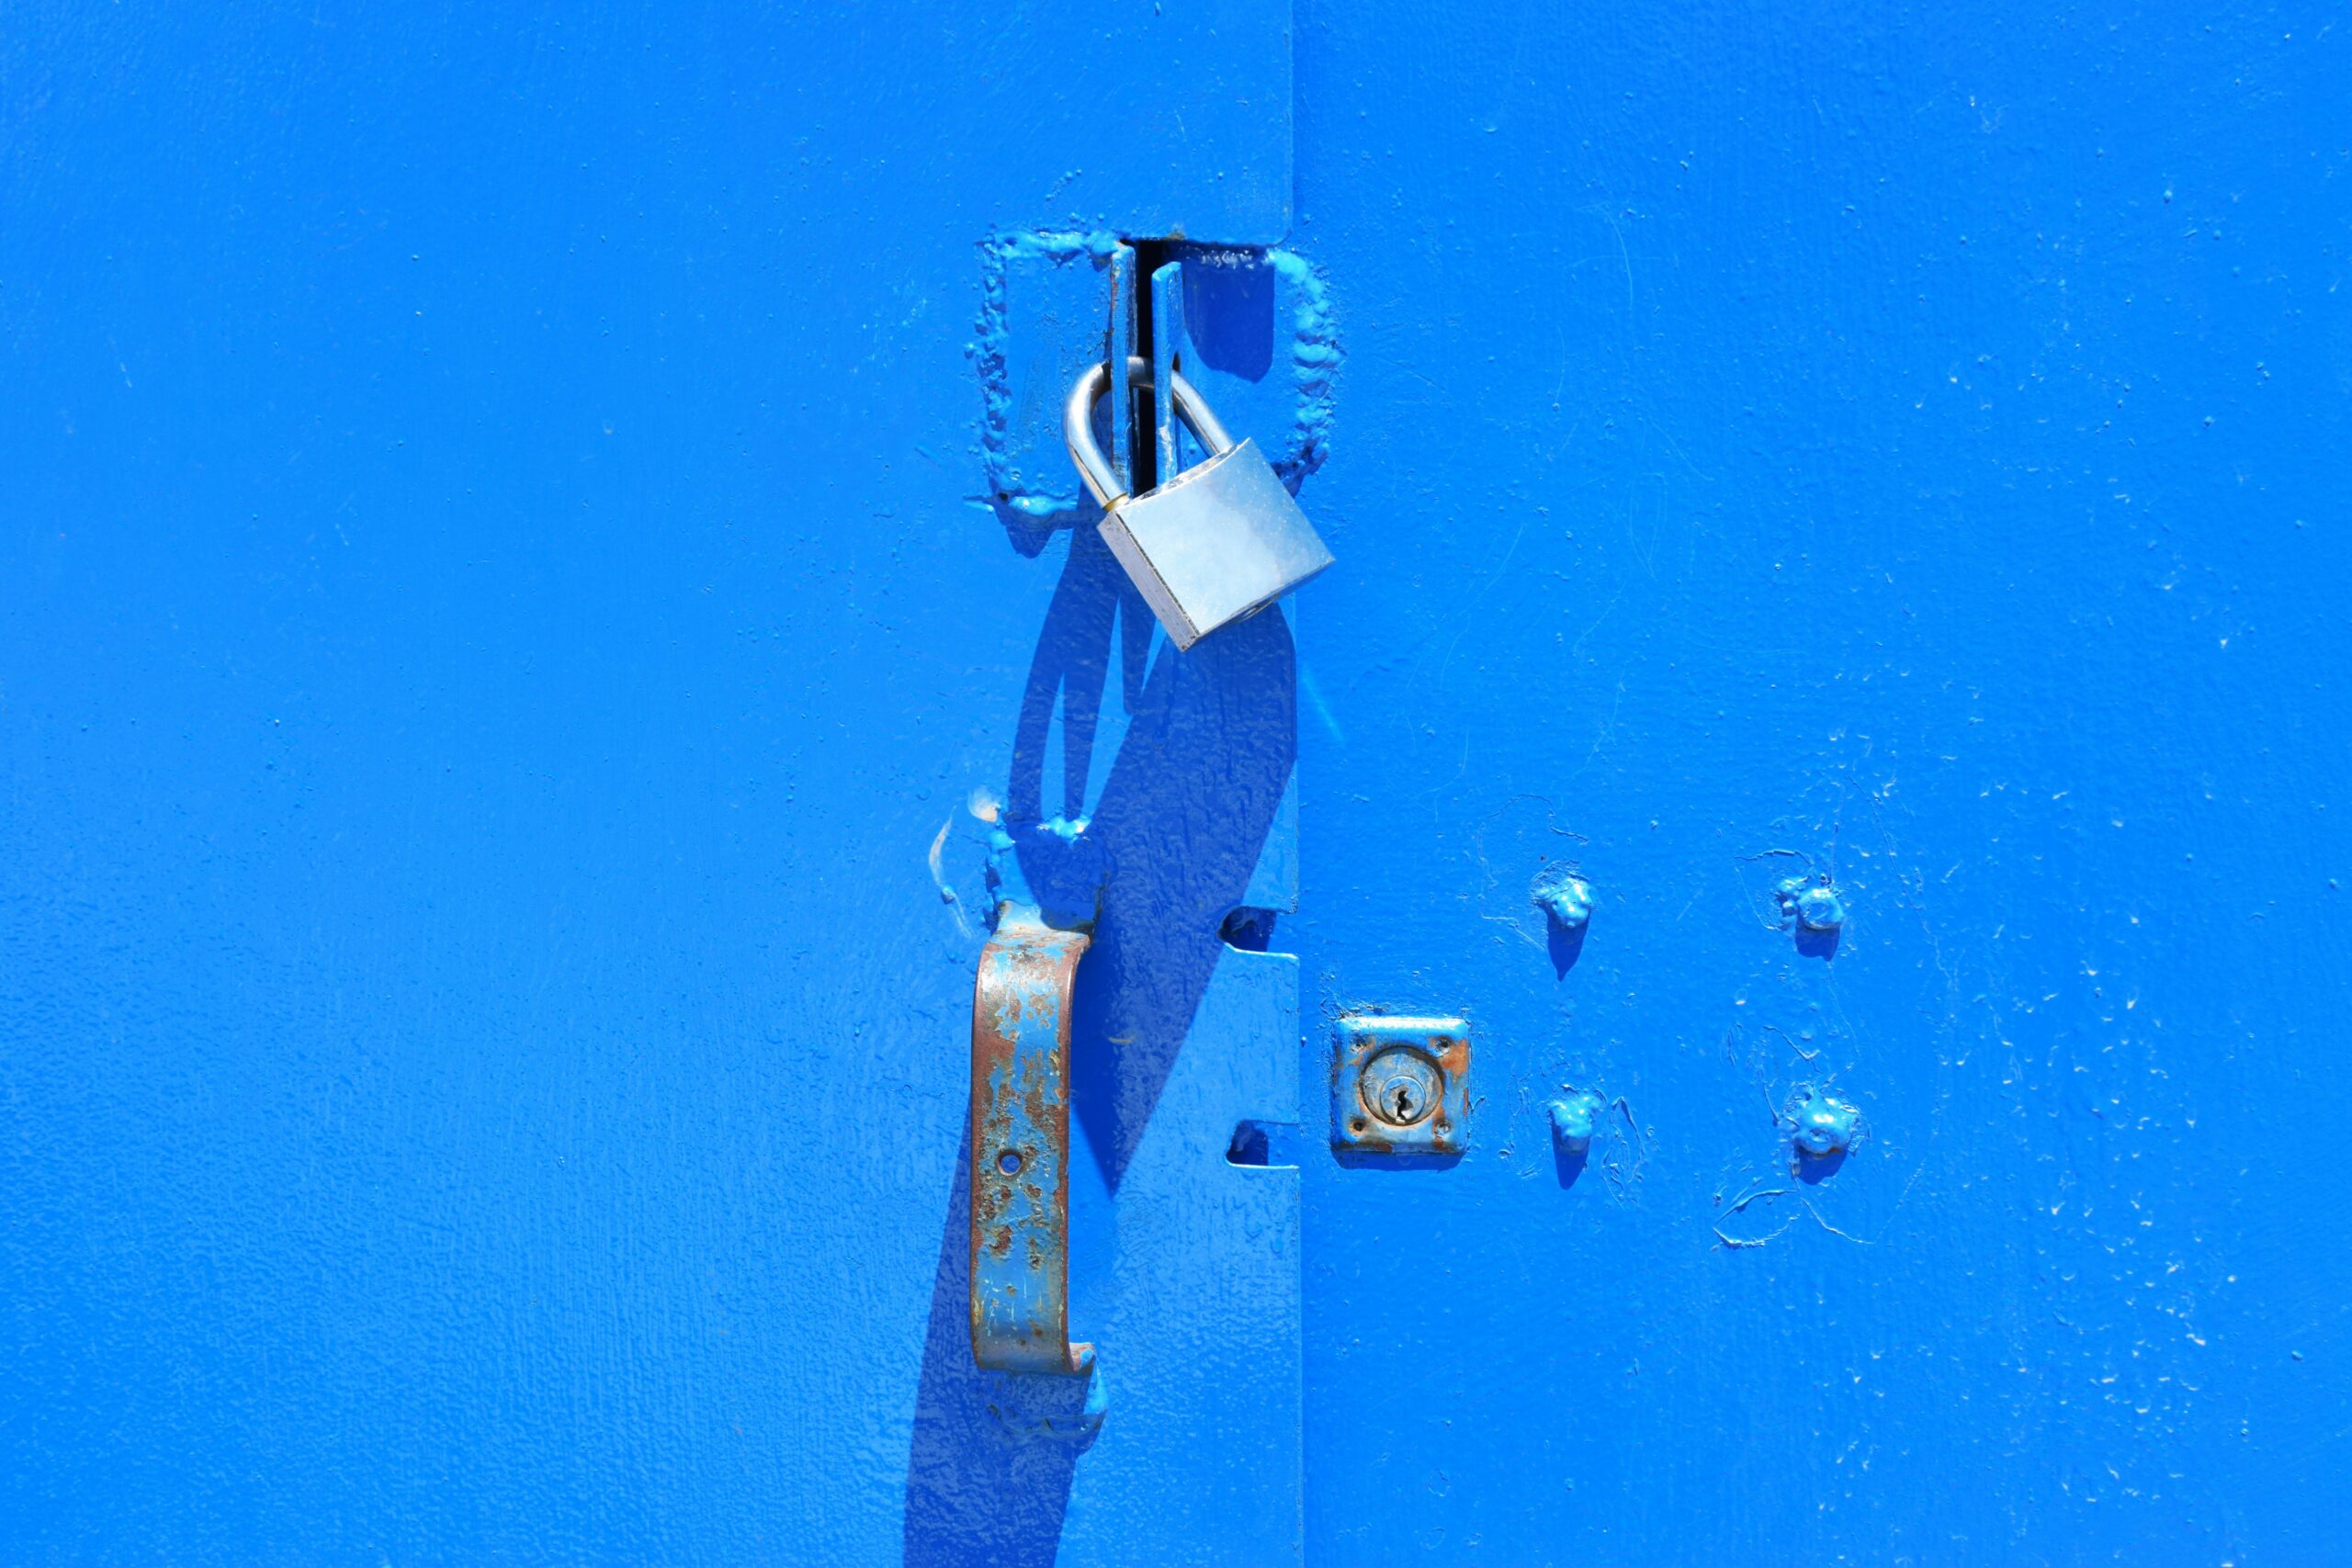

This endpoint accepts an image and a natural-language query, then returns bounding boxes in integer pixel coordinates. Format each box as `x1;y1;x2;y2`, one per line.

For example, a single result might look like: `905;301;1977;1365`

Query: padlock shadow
1064;608;1295;1192
1004;525;1153;831
1001;520;1295;1193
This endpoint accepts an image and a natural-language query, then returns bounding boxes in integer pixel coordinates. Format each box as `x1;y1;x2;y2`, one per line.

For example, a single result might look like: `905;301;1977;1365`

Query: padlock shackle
1063;356;1236;511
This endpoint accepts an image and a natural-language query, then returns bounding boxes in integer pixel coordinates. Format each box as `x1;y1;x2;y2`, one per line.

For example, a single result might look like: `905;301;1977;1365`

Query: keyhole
1362;1048;1441;1128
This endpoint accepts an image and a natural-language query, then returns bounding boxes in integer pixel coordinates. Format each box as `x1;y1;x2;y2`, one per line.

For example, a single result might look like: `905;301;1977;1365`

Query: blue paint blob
1531;865;1596;976
1548;1090;1605;1152
1787;1088;1863;1159
1793;884;1846;931
1531;865;1595;931
1773;873;1846;931
986;814;1102;931
1264;248;1341;486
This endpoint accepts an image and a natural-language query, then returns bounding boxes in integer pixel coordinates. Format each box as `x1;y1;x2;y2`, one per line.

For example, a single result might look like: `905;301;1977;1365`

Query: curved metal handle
1062;356;1236;510
970;911;1095;1377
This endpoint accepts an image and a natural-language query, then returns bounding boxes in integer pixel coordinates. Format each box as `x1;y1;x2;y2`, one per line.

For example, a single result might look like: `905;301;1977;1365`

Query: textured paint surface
1292;1;2349;1562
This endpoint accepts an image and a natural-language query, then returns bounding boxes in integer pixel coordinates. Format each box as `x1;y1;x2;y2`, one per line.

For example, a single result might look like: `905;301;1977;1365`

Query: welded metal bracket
975;234;1139;531
970;907;1095;1378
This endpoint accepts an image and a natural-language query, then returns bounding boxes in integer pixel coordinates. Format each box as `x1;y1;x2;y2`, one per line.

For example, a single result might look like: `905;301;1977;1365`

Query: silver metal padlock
1064;358;1334;650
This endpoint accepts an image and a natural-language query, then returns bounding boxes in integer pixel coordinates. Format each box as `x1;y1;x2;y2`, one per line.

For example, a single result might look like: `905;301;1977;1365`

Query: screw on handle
1063;356;1238;511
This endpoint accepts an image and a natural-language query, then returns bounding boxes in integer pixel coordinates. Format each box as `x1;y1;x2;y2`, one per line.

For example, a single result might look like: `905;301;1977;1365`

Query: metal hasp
1066;358;1334;651
1331;1015;1471;1156
970;908;1095;1377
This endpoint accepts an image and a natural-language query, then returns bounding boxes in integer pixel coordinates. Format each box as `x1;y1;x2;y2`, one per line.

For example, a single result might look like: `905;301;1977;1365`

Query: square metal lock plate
1331;1015;1470;1156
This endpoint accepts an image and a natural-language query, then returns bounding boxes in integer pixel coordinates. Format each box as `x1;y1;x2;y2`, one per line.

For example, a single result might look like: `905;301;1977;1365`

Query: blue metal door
1289;5;2348;1562
5;3;2346;1564
2;5;1304;1562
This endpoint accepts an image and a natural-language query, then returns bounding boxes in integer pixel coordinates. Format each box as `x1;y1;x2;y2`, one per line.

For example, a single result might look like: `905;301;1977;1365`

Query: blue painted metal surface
3;1;2346;1562
1292;2;2348;1562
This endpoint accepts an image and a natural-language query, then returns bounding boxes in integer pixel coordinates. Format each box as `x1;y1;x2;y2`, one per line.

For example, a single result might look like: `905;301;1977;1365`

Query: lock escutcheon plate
1331;1015;1471;1156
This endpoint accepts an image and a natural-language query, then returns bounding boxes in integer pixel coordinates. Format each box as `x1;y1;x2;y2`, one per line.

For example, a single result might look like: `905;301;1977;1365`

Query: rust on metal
1330;1014;1472;1156
969;911;1096;1376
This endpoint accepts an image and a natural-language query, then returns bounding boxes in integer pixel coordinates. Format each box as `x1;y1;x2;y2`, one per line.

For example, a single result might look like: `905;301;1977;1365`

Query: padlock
1064;357;1335;650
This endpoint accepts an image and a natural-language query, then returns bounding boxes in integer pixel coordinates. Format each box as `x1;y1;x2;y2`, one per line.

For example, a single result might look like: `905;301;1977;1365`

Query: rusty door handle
969;908;1095;1378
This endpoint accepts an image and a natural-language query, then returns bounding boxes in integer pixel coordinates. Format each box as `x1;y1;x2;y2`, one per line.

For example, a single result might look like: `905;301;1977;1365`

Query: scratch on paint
1299;662;1345;749
1713;1180;1880;1250
1434;511;1531;693
1598;1096;1646;1203
1713;1182;1795;1248
929;817;978;939
1713;1159;1929;1251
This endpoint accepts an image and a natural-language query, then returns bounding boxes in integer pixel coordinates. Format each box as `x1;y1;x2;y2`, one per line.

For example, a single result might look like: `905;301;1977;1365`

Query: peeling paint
1600;1098;1646;1201
1331;1015;1469;1157
969;916;1095;1379
977;233;1340;524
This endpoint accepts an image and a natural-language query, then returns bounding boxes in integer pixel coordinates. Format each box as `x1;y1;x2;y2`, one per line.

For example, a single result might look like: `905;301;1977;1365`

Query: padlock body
1097;437;1335;650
